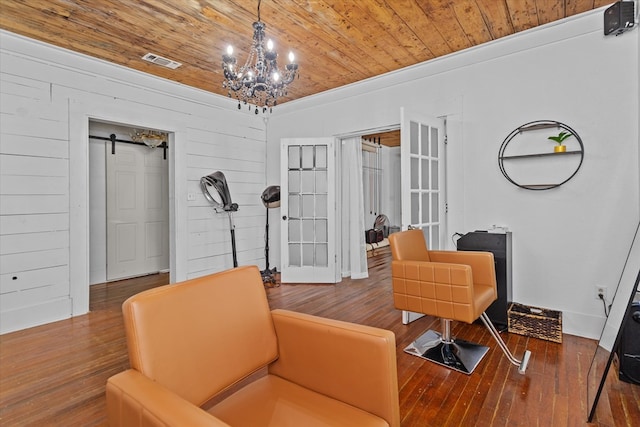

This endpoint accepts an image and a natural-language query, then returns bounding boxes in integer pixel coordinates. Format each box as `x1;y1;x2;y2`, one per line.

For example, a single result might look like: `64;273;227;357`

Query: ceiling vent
141;53;182;69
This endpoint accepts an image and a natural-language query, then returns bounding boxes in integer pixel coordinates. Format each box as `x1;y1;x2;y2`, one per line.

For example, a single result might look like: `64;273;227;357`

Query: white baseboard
1;298;72;334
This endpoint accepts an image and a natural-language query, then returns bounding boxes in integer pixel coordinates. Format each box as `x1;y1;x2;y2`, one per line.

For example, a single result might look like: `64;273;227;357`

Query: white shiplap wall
185;117;267;278
0;30;267;333
0;73;72;330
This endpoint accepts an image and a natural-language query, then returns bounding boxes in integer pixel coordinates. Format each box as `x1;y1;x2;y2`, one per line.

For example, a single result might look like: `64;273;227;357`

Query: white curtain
341;137;368;279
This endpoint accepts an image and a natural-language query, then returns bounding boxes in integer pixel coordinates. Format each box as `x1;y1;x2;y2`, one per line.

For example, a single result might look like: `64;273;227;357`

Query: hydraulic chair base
404;313;531;375
404;330;489;375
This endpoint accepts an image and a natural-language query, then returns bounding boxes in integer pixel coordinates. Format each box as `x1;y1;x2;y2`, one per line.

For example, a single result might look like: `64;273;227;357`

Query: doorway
361;129;401;233
88;121;170;284
333;128;401;278
344;110;447;269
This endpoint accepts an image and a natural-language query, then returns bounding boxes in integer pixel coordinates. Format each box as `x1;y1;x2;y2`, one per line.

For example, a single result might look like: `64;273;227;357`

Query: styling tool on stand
260;185;280;285
200;171;239;267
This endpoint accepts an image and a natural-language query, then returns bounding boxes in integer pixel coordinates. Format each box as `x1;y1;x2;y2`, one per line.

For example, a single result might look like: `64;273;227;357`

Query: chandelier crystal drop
221;0;299;113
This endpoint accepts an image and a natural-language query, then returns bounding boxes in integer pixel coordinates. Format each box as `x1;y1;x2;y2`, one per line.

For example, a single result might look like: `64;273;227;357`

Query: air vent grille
142;53;182;69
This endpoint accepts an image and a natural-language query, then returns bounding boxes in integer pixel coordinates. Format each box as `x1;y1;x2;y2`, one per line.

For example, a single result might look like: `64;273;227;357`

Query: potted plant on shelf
548;131;572;153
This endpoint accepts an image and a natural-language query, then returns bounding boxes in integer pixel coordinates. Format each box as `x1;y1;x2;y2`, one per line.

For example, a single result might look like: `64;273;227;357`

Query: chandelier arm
280;74;296;85
226;81;243;92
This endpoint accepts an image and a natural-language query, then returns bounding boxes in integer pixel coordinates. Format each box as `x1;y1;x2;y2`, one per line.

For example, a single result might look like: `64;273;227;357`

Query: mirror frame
587;222;640;422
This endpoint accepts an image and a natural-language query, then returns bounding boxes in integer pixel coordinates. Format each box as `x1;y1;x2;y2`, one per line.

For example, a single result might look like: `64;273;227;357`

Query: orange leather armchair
106;265;400;427
389;229;530;374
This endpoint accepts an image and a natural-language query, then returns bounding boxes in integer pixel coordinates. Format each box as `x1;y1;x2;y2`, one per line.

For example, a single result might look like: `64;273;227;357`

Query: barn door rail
89;134;169;159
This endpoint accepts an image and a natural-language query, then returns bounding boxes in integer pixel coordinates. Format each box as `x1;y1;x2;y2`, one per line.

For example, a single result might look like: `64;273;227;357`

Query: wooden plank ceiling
363;130;402;147
0;0;609;107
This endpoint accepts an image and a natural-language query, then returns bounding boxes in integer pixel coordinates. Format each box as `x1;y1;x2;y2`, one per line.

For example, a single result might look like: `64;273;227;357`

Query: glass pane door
401;108;445;250
280;138;336;283
400;108;445;324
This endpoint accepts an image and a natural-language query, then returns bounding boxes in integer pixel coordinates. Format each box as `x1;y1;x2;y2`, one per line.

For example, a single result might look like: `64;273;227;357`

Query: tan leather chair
106;265;400;427
389;229;530;374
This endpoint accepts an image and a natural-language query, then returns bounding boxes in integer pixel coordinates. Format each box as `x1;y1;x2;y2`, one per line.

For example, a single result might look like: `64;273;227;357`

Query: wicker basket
507;303;562;343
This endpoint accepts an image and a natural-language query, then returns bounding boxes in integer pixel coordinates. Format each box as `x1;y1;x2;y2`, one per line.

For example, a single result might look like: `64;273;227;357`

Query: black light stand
261;186;280;285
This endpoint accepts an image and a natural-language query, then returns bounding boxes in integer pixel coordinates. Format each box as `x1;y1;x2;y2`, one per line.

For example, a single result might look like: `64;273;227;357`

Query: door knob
282;215;287;220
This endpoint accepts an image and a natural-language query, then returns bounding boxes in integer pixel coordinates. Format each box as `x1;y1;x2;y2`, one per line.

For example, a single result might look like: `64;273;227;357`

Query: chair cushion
208;375;389;427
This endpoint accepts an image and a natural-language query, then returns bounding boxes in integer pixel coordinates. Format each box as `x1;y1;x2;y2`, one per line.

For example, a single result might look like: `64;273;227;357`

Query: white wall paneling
0;60;72;333
0;29;267;334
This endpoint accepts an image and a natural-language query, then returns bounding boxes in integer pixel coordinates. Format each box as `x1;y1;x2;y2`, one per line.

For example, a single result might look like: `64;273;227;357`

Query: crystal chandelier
222;0;299;113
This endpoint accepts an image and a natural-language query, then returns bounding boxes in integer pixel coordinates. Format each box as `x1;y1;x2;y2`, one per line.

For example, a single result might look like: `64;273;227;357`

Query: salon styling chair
106;265;400;426
389;229;530;374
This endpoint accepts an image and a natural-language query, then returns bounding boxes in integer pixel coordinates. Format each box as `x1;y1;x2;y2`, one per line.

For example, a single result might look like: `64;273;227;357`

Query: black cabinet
457;231;512;329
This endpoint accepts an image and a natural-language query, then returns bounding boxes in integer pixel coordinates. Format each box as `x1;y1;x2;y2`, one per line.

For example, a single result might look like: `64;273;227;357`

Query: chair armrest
268;309;400;427
107;370;230;427
429;250;497;290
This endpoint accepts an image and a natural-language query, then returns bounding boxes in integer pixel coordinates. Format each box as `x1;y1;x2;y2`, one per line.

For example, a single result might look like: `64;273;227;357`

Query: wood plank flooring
0;253;638;426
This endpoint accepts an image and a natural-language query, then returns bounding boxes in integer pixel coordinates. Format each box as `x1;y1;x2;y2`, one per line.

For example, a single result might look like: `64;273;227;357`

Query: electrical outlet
595;286;607;300
187;193;196;201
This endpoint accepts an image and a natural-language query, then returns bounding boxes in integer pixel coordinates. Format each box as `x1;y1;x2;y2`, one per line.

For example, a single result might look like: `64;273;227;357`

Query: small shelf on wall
498;120;584;190
499;150;582;160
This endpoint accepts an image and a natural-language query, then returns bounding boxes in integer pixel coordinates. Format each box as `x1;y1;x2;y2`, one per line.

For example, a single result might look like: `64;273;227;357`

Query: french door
400;108;446;323
280;138;337;283
401;108;446;246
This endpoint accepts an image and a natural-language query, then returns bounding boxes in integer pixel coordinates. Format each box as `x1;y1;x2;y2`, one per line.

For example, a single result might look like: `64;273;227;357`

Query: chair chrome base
479;312;531;374
404;329;489;375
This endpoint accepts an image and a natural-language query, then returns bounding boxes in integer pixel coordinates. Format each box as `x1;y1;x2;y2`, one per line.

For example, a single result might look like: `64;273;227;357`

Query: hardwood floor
0;253;638;426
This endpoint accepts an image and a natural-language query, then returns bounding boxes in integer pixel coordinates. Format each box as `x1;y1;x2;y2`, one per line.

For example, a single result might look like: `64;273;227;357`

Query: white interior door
400;108;446;245
280;138;337;283
106;143;169;281
400;108;446;323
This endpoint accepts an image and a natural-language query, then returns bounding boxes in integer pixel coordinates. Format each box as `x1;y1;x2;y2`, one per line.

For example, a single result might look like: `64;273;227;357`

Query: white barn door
106;144;168;281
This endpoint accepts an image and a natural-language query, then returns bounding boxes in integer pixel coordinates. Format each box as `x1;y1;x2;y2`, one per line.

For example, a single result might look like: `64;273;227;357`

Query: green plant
548;131;573;146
